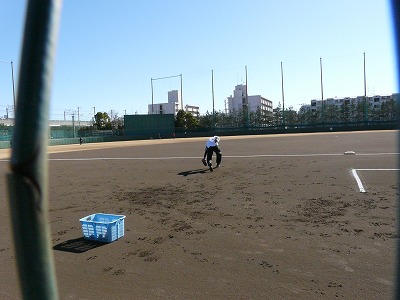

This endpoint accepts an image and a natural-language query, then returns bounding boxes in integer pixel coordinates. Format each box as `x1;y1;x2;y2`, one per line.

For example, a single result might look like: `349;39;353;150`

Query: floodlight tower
0;59;16;110
320;57;324;121
281;62;285;126
211;69;215;127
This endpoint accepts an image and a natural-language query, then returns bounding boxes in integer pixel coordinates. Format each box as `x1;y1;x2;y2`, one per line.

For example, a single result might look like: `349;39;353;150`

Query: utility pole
92;107;96;128
151;78;154;114
11;61;16;109
363;52;367;121
72;114;75;138
245;66;249;127
281;62;285;126
77;107;81;129
320;57;324;122
212;69;215;128
180;74;183;110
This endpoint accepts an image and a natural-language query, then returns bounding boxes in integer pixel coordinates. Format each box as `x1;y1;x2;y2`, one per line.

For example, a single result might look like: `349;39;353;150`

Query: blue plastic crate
79;213;126;243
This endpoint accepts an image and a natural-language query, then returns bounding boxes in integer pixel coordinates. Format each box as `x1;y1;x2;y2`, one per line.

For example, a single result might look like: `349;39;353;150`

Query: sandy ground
0;130;398;299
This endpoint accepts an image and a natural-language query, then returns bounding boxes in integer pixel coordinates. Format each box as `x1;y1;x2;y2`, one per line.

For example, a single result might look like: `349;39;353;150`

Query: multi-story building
148;90;200;116
148;90;182;115
185;104;200;117
227;84;273;114
299;94;398;113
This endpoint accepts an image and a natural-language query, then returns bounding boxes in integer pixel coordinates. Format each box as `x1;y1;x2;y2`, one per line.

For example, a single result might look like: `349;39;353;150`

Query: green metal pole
6;0;62;299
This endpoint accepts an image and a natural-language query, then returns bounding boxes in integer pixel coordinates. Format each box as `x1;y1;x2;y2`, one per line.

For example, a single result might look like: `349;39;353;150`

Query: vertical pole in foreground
7;1;62;299
391;1;400;298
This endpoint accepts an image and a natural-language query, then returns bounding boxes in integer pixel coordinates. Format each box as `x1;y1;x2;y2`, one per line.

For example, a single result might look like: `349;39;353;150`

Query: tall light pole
151;78;154;114
245;66;249;127
364;52;367;97
92;106;96;128
320;57;324;121
281;62;285;126
180;73;183;110
211;69;215;127
0;59;16;112
363;52;367;121
11;61;16;109
77;106;81;129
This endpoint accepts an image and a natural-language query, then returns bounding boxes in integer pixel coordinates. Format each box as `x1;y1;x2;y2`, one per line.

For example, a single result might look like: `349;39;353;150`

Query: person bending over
202;136;222;172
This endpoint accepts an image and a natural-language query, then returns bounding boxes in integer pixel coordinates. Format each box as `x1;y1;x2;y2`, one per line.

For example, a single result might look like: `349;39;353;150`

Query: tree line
84;98;398;132
176;98;398;130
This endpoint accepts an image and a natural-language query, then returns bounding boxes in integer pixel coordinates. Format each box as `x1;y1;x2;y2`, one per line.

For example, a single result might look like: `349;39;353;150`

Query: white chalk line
49;153;345;161
351;168;400;193
0;152;398;163
351;169;366;193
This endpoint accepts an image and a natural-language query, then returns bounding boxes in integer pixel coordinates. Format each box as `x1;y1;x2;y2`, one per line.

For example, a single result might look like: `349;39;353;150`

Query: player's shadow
178;169;208;176
53;237;107;253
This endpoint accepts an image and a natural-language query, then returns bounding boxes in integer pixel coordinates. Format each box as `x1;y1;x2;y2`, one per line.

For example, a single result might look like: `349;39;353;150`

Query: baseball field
0;130;398;299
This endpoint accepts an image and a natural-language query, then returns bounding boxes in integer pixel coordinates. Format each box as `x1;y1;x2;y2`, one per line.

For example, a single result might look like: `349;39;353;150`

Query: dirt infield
0;130;398;299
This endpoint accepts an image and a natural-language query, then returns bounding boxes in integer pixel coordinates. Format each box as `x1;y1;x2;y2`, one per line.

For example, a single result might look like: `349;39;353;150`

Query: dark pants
206;146;222;166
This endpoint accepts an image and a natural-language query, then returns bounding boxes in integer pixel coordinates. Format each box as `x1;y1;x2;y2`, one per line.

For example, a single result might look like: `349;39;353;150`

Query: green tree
175;109;199;129
324;103;340;123
381;99;396;121
273;102;283;125
198;111;213;128
175;110;186;128
354;101;365;122
341;102;351;123
185;112;199;129
284;109;298;125
110;112;124;130
94;112;111;129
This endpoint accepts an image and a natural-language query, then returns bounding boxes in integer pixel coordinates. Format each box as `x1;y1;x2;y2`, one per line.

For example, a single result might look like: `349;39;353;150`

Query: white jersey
206;136;219;148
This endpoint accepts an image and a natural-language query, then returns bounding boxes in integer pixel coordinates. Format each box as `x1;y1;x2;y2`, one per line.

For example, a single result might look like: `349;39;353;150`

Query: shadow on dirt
53;237;108;253
177;169;210;176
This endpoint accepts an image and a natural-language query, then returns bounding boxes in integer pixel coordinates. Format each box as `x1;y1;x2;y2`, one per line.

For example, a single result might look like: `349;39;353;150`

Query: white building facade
227;84;273;114
148;90;200;116
148;90;182;115
185;104;200;117
299;94;398;113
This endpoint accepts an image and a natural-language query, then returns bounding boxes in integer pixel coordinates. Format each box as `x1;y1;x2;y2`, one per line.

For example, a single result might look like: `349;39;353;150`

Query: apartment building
299;94;398;113
227;84;273;114
148;90;200;116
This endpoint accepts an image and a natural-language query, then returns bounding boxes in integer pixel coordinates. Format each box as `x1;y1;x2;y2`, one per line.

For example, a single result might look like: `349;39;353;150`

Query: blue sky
0;0;397;121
